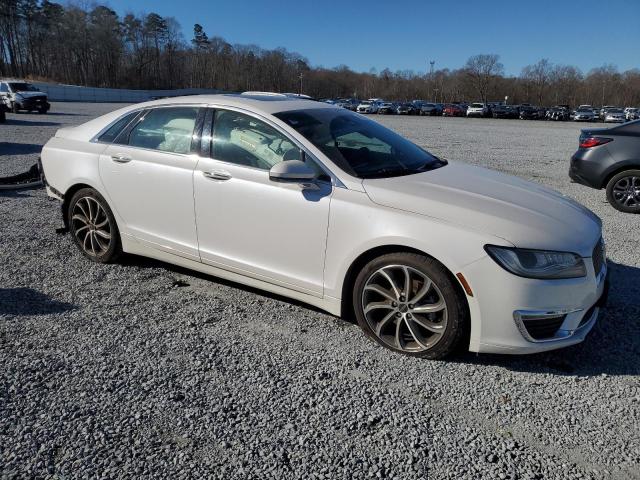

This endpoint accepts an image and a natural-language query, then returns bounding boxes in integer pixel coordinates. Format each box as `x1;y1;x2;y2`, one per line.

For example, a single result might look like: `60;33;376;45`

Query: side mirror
269;159;316;183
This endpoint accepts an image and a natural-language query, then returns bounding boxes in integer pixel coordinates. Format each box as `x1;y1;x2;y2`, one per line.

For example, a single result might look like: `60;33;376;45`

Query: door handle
111;153;132;163
203;170;232;181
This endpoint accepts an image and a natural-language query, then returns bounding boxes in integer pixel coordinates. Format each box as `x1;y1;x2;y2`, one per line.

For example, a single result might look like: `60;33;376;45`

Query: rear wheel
68;188;122;262
353;252;469;359
606;170;640;213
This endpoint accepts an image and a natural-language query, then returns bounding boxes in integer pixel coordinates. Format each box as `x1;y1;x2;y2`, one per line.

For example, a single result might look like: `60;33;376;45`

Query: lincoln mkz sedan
40;93;608;359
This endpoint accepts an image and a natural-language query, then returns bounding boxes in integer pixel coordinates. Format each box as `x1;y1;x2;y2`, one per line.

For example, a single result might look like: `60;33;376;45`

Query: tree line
1;1;639;106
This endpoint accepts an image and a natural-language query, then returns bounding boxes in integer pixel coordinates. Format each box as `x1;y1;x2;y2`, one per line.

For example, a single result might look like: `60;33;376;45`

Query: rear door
98;105;203;260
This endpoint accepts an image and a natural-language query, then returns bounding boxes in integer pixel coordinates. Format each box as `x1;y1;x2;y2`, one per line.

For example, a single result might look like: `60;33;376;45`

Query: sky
103;0;640;76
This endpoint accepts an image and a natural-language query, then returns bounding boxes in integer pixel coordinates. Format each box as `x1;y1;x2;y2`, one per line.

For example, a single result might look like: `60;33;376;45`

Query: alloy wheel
71;196;112;257
361;265;448;353
612;176;640;208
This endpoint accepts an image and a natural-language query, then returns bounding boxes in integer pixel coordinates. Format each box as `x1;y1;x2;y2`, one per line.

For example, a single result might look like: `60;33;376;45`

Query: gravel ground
1;103;639;479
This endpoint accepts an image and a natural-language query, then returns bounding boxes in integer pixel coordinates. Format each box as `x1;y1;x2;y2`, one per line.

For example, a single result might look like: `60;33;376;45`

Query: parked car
0;79;50;113
419;103;443;116
39;93;608;358
466;102;489;117
492;105;519;119
396;103;415;115
442;104;466;117
599;106;618;120
519;105;545;120
570;120;640;213
337;98;359;111
547;106;570;121
625;108;639;121
604;108;625;123
357;100;379;114
377;102;397;115
573;107;595;122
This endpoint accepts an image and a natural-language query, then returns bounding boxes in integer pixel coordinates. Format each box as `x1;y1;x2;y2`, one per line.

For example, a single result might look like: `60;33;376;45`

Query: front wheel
606;170;640;213
68;188;122;262
353;252;469;359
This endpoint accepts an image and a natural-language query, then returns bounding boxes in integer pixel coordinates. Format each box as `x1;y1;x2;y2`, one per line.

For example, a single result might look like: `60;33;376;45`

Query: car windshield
360;101;372;105
609;109;623;113
471;103;484;108
274;108;446;179
8;82;37;92
577;107;591;112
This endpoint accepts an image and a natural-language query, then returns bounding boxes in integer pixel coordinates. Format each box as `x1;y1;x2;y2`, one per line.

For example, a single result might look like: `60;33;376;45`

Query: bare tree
464;54;504;102
521;59;553;104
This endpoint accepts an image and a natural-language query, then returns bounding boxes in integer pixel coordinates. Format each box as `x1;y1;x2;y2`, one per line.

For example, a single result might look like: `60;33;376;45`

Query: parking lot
1;103;639;479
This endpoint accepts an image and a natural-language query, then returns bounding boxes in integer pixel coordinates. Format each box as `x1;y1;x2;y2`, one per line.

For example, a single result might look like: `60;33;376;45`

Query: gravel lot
1;103;639;479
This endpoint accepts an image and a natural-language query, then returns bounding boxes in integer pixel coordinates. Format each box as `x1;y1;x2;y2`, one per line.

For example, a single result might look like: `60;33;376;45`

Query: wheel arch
61;182;113;230
601;162;640;189
339;244;470;323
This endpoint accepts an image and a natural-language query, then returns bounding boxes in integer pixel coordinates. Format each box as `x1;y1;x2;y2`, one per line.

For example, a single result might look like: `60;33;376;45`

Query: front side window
0;83;7;93
127;107;199;154
274;108;445;179
211;110;301;170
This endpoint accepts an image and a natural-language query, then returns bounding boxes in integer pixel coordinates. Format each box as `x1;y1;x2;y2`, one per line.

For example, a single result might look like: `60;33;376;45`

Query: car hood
15;91;46;98
362;161;602;256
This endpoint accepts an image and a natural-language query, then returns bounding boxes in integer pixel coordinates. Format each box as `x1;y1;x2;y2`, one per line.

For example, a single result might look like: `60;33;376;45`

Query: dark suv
569;120;640;213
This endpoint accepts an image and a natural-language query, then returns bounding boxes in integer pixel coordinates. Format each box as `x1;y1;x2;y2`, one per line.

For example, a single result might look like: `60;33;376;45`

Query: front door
193;109;332;295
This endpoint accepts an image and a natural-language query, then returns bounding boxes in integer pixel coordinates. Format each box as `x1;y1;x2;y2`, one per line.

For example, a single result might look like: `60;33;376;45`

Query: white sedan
40;93;608;359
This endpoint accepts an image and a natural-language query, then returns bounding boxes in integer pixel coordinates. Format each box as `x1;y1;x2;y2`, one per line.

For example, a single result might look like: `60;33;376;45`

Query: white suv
466;103;488;117
0;80;50;113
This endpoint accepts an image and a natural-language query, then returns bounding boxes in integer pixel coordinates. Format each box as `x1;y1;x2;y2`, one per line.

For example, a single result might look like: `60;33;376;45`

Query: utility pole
429;60;435;100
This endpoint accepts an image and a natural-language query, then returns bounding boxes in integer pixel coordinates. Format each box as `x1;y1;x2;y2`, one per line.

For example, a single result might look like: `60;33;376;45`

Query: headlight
485;245;586;279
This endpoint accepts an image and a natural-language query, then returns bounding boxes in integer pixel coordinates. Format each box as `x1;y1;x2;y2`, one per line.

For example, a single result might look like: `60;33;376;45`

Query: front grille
522;315;566;340
592;239;605;276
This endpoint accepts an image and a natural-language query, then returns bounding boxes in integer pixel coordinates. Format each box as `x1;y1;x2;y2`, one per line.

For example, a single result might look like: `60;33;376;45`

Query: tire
38;107;47;114
67;188;122;262
352;252;469;359
605;170;640;214
11;103;19;113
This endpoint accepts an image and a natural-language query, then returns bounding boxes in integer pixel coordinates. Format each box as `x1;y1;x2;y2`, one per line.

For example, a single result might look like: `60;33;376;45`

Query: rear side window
98;111;140;143
127;107;199;154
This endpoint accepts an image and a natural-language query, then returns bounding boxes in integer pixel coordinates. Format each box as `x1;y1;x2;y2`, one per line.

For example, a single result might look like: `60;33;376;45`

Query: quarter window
211;110;301;170
127;107;199;154
98;111;140;143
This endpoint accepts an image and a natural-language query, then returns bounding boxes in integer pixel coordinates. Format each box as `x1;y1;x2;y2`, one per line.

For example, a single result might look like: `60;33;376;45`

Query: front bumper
16;97;50;111
464;250;608;354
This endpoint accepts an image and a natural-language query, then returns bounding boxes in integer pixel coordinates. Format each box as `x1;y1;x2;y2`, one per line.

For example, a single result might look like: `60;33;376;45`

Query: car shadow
0;142;42;155
120;254;639;376
3;119;61;127
119;255;330;315
0;288;76;316
454;260;640;377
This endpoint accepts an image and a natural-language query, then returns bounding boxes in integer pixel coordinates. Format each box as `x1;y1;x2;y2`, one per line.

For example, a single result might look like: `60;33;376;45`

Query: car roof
130;93;335;116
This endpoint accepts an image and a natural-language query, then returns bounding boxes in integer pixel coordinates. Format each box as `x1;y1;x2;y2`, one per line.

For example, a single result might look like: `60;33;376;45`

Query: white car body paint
41;94;606;355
